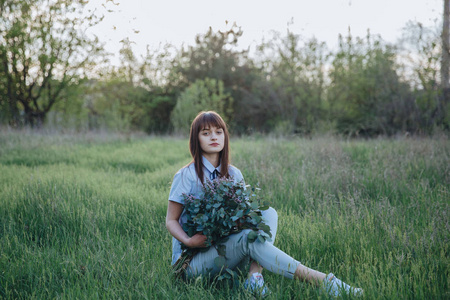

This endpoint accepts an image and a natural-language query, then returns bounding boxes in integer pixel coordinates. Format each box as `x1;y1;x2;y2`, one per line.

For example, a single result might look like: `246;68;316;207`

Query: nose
210;132;217;140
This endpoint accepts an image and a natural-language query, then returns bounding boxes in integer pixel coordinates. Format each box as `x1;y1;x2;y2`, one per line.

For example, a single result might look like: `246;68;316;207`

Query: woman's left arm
166;201;207;248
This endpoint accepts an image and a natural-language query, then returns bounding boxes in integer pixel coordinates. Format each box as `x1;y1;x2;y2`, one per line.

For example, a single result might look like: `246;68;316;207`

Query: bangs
196;112;226;131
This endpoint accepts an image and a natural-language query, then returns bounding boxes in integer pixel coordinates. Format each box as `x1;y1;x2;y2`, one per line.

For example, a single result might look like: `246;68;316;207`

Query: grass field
0;130;448;299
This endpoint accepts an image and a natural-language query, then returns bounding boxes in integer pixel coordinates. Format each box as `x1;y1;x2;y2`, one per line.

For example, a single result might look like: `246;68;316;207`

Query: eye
216;130;223;134
202;132;210;136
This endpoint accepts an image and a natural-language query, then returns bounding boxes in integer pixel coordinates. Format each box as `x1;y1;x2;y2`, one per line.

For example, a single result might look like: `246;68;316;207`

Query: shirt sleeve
168;167;194;205
230;166;245;186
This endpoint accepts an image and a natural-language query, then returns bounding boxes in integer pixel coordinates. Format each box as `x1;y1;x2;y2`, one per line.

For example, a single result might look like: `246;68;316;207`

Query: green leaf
250;202;259;210
258;223;270;233
214;256;227;268
247;230;257;242
216;244;226;256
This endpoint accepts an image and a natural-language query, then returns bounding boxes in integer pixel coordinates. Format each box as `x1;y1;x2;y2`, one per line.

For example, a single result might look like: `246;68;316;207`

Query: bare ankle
248;261;263;277
294;264;327;285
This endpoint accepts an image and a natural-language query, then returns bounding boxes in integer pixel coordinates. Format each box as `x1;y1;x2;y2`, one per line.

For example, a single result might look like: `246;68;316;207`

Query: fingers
189;233;208;248
197;234;208;248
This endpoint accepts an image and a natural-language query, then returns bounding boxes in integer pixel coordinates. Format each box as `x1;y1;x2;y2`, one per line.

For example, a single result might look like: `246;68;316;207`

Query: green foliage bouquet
173;177;272;279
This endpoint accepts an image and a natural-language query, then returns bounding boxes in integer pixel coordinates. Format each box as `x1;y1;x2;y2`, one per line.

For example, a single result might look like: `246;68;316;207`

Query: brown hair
189;111;230;183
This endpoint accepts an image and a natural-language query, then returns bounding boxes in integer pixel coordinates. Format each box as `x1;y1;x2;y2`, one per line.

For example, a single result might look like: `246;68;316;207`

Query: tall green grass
0;130;448;299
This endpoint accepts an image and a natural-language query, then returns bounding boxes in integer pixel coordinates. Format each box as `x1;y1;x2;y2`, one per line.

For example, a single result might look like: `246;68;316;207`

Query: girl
166;111;362;297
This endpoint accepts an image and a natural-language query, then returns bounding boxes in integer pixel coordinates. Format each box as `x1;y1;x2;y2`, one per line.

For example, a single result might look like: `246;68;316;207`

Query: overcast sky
86;0;443;62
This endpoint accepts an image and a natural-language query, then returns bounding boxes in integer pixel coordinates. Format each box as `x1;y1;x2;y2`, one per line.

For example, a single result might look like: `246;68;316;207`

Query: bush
171;78;233;134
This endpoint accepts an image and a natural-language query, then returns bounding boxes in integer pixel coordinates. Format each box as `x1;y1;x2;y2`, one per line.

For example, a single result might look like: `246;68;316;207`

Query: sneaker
323;273;363;297
244;272;270;297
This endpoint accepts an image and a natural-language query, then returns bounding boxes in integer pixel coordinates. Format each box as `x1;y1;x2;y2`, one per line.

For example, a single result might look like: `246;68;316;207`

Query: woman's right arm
166;200;208;248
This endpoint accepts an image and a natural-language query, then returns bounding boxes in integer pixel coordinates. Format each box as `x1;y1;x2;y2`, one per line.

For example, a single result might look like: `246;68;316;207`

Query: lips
209;143;220;147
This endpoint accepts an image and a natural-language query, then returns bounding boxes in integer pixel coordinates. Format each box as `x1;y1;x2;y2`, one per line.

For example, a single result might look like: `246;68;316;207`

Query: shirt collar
202;156;221;174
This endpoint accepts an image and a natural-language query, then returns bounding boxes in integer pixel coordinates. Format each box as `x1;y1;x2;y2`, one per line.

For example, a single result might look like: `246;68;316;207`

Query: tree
171;78;232;134
117;39;179;133
329;31;411;136
0;0;105;127
171;25;255;131
401;21;449;132
442;0;450;89
173;25;245;87
255;31;328;134
93;38;178;133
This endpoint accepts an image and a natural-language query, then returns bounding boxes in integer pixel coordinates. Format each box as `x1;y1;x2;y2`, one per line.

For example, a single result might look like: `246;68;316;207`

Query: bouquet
173;177;272;279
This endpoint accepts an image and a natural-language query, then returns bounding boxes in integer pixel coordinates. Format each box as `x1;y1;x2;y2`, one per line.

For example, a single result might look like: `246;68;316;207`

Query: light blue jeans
185;207;301;279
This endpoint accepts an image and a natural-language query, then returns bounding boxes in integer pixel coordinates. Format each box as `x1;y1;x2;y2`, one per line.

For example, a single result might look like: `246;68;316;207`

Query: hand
186;233;208;248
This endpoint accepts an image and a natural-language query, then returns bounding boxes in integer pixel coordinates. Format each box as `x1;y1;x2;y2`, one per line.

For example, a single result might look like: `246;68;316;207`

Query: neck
203;153;220;168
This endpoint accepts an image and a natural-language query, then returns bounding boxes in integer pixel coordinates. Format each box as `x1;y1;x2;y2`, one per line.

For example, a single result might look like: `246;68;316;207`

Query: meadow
0;130;448;299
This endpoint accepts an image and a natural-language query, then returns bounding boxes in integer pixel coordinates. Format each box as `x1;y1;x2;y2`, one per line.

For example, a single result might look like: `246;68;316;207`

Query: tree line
1;0;449;136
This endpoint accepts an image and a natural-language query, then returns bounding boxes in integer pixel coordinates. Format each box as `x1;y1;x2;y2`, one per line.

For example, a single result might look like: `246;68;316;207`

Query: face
198;125;225;155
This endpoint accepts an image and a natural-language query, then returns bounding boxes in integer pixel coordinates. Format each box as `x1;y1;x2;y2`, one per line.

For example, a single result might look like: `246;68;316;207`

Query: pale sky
87;0;443;62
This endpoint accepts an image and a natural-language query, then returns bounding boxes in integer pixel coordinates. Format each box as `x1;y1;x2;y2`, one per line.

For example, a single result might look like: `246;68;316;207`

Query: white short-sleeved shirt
168;156;244;264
